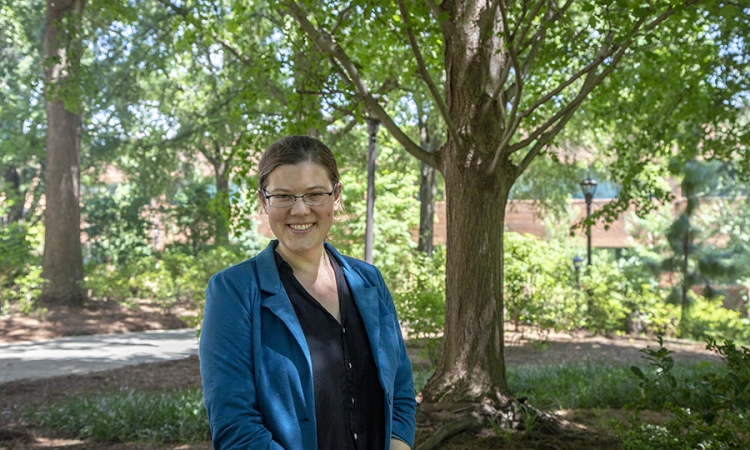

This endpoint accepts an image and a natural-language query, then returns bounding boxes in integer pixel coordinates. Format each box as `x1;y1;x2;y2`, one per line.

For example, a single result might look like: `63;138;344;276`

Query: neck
275;243;328;278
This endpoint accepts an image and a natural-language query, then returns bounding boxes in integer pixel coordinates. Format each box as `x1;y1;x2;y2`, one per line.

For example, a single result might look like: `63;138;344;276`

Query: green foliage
0;222;44;314
85;244;249;312
0;0;46;228
684;296;750;345
581;251;675;336
167;177;226;255
29;389;210;443
502;233;675;336
616;337;750;449
82;183;153;266
393;248;446;363
504;232;584;331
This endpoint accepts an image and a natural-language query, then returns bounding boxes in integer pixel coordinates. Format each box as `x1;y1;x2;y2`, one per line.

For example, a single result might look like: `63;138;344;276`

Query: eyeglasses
262;182;338;208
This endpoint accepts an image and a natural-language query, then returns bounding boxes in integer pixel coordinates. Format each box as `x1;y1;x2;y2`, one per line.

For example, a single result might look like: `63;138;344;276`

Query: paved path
0;329;199;384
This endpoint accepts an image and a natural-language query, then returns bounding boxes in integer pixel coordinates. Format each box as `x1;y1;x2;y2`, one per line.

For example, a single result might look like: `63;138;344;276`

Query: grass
28;389;209;443
29;361;720;444
415;360;719;410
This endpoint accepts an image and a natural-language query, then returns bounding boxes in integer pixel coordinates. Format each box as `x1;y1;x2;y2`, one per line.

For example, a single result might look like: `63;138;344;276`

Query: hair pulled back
257;135;339;191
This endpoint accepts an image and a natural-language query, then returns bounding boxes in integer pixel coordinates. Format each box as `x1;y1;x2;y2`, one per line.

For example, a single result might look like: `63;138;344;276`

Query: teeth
289;224;313;231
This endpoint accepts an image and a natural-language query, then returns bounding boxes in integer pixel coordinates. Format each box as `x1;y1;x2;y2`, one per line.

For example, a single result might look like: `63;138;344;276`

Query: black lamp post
579;177;598;266
572;256;583;289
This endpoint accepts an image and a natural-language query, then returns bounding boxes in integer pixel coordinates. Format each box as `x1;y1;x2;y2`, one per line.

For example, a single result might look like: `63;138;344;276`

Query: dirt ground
0;302;723;449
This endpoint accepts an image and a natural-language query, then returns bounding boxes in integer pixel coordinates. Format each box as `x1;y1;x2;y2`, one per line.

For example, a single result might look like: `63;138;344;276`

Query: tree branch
515;37;631;176
330;3;355;34
516;33;616;121
515;0;545;49
424;0;443;22
397;0;461;149
285;0;438;168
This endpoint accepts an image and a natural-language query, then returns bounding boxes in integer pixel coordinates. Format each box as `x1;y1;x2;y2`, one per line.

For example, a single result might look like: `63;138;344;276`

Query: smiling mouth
288;223;314;231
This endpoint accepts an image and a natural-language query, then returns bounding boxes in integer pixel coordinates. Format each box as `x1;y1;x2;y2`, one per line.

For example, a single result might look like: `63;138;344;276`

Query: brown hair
257;135;340;191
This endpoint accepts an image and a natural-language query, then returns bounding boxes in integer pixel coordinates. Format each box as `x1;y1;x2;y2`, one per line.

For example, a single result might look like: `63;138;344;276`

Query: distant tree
662;159;744;332
0;1;46;227
40;0;86;306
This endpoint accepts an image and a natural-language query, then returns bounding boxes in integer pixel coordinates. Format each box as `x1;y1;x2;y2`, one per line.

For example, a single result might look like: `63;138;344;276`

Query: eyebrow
265;185;330;194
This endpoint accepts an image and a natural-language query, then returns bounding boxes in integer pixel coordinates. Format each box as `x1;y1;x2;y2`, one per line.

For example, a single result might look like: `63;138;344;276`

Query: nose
289;197;311;215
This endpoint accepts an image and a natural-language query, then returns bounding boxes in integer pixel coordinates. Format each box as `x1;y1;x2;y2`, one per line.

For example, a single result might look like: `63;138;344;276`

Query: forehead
265;162;332;190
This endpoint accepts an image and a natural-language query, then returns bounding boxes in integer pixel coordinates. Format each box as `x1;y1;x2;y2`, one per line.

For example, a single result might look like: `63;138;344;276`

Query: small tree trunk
213;160;230;244
3;165;24;224
364;118;379;264
417;110;438;255
418;163;437;255
40;0;86;306
680;213;691;332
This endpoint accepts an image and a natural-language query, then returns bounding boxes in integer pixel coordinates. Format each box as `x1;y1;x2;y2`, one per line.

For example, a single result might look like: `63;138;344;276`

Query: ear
333;182;343;211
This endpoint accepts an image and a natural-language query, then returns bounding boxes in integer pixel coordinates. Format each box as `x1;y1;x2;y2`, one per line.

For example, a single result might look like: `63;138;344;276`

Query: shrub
1;222;43;314
683;296;750;345
504;232;584;332
85;244;250;312
615;337;750;449
82;183;153;266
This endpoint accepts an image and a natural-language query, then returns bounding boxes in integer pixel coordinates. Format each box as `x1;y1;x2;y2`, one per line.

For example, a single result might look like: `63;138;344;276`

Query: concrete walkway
0;328;199;384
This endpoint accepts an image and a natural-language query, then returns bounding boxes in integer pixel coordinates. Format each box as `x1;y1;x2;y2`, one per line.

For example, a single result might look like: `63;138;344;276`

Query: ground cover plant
615;337;750;449
28;389;209;444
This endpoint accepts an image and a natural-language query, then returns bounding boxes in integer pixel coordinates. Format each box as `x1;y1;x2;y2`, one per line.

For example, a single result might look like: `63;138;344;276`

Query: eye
305;193;327;202
274;194;294;201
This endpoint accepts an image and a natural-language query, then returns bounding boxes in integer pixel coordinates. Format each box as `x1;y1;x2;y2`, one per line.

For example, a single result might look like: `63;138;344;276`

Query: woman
200;135;417;450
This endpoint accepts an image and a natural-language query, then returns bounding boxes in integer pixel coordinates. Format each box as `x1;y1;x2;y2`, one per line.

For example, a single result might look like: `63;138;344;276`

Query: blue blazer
200;241;417;449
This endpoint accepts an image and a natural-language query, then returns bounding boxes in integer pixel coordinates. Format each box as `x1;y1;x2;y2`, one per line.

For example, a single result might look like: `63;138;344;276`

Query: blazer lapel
327;244;382;368
255;242;312;369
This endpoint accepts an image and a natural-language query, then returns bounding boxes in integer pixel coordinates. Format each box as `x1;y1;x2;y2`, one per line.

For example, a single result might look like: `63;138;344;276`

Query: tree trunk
680;210;691;332
419;1;533;425
213;160;230;244
417;110;438;256
3;165;24;224
40;0;86;306
364;119;379;264
418;163;437;255
421;150;513;407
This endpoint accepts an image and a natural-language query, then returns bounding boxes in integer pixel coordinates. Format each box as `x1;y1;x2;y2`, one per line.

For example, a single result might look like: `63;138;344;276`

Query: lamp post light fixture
572;256;583;289
579;177;598;266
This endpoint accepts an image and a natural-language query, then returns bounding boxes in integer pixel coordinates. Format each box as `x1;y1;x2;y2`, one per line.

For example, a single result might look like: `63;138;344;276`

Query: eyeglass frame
261;182;339;208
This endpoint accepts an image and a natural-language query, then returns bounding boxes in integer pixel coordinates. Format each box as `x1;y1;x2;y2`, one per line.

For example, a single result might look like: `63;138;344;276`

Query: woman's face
259;162;340;260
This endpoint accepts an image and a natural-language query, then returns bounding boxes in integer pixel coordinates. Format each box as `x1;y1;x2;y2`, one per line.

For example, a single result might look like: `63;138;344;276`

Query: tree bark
418;163;437;255
417;108;438;256
364;119;379;264
213;159;230;244
418;0;515;407
40;0;86;306
421;154;514;406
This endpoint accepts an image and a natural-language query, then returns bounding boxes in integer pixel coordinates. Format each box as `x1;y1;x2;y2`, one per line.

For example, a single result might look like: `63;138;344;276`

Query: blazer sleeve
378;271;418;448
200;269;284;450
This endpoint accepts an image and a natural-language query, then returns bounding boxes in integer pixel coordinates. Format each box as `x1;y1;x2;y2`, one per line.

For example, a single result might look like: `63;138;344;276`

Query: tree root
415;397;561;449
414;415;483;450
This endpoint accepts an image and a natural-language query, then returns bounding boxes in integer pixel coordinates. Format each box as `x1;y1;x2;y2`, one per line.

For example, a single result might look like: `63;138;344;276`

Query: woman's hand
390;438;411;450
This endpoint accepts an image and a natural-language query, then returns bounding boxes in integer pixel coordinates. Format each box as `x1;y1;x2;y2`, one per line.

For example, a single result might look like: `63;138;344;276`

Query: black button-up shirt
274;248;385;450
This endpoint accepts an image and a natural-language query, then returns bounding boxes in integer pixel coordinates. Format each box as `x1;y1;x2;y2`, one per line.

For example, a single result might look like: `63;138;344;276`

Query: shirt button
354;433;358;440
348;363;352;369
351;397;355;404
343;327;346;334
